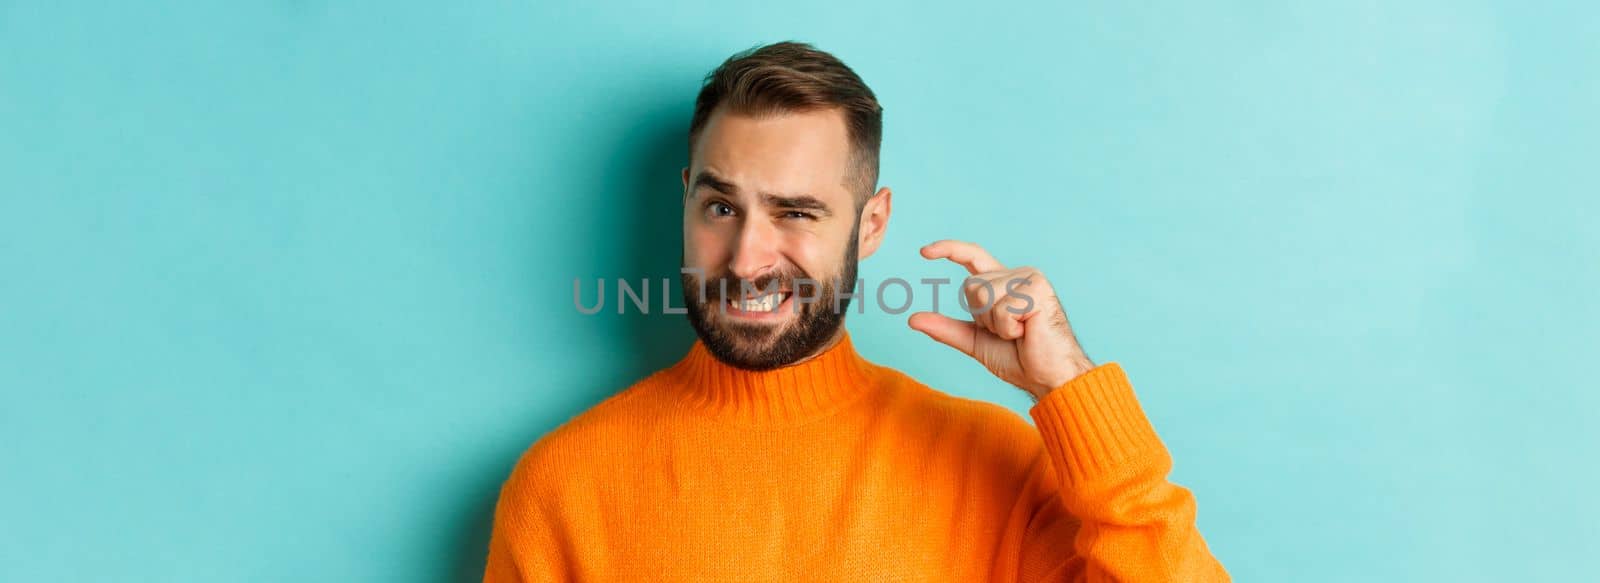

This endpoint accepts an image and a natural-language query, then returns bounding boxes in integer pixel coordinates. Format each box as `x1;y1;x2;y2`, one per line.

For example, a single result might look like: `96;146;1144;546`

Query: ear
681;167;691;199
856;186;892;260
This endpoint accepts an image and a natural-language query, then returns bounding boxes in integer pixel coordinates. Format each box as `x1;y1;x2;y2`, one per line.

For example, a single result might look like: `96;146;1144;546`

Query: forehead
690;108;853;201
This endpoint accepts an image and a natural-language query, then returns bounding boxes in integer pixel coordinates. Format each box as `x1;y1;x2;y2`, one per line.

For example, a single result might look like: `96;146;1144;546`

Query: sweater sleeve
1017;362;1229;582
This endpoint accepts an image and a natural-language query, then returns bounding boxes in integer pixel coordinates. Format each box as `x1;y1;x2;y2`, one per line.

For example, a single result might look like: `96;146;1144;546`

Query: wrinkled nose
728;217;780;283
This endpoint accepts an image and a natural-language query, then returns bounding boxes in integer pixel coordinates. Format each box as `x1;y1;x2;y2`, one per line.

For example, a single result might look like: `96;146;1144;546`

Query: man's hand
908;240;1096;400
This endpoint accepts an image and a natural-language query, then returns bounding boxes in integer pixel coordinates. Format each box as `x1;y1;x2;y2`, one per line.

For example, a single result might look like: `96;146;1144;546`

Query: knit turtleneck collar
662;331;878;426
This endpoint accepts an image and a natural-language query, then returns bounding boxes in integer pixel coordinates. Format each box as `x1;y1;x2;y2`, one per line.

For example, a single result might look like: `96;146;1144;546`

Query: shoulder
875;366;1046;458
500;372;667;494
871;365;1052;492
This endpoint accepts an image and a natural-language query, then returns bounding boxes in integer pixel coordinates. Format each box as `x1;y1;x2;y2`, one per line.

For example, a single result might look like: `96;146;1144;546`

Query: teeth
730;293;785;313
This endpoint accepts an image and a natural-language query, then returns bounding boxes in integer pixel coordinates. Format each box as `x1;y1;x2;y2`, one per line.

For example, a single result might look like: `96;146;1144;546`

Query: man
484;41;1228;581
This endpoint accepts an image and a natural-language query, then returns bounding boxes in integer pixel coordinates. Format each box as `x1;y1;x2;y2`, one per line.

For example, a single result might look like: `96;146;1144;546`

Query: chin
714;318;792;352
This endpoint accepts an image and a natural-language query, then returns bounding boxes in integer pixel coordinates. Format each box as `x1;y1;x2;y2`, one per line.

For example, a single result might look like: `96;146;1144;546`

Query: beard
681;232;860;371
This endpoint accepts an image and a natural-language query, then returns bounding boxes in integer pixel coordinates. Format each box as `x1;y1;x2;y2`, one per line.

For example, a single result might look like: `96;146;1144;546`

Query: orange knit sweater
483;333;1227;581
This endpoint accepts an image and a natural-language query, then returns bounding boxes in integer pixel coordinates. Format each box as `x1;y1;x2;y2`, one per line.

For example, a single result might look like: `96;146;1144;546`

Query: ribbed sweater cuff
1028;362;1167;487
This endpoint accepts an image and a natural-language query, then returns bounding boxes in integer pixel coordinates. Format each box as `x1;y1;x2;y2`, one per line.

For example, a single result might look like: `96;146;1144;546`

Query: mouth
723;291;793;320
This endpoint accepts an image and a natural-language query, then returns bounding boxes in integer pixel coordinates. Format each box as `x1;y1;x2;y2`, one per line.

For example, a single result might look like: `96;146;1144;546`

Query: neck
664;329;876;426
780;326;847;369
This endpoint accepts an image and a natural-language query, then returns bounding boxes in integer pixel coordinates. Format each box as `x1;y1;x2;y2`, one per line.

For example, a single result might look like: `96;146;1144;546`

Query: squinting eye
782;211;816;220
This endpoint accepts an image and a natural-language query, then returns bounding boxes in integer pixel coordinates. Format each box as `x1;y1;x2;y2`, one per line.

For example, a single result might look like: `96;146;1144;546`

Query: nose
728;216;780;282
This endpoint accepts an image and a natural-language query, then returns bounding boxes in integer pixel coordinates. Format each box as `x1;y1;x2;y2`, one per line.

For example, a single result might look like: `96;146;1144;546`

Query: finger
985;269;1049;341
964;268;1027;335
907;311;976;357
960;275;1001;329
991;294;1036;339
986;268;1044;322
921;240;1005;275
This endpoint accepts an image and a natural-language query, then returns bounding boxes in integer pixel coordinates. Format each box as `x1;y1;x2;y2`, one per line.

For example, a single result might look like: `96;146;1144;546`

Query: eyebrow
691;171;736;195
762;194;832;217
691;170;834;217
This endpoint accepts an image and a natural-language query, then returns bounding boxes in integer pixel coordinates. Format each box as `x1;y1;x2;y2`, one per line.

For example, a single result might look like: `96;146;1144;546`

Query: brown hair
688;41;883;203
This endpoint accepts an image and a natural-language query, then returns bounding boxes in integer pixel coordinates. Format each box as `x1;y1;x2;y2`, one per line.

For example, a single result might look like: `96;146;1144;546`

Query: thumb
908;312;976;357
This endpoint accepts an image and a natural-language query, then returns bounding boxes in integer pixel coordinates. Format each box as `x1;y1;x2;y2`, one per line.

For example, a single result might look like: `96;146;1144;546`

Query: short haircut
688;41;884;204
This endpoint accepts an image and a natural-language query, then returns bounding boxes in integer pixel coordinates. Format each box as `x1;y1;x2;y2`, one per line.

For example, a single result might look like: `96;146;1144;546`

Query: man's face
680;108;872;370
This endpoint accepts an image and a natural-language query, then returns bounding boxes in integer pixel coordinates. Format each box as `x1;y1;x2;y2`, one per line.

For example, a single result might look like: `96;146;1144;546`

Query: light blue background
3;1;1596;581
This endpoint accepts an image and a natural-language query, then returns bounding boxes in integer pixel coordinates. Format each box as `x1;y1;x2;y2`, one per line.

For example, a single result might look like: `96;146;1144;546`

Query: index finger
920;239;1006;275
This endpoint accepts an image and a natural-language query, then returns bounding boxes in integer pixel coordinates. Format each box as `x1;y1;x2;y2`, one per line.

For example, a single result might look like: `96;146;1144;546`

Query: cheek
684;222;732;267
786;231;848;278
